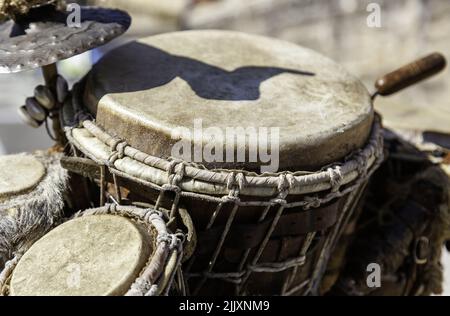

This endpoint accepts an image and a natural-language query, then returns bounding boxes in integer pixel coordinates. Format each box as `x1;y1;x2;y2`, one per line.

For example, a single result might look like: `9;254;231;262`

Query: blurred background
0;0;449;294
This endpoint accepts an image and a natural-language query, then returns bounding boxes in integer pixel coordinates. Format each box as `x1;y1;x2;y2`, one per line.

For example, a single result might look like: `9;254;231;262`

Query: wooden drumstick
373;52;447;98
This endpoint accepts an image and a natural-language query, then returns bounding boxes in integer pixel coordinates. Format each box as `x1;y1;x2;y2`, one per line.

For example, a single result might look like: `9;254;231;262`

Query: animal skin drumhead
9;215;153;296
84;30;374;171
0;154;46;201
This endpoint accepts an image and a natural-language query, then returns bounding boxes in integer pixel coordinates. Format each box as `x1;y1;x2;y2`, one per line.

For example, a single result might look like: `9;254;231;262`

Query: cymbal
0;5;131;73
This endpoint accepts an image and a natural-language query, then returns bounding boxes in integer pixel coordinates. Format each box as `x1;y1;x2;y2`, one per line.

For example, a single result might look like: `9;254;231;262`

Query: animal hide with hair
0;151;68;268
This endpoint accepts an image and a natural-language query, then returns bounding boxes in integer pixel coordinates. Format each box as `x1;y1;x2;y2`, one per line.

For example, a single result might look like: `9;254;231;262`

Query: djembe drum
0;204;183;296
0;150;68;268
62;30;384;296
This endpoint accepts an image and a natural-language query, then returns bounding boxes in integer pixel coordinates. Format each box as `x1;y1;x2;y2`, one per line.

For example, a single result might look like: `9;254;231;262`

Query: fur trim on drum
0;151;68;267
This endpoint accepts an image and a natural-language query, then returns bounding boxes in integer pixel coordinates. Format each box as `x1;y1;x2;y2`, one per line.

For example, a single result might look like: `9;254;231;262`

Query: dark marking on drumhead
87;43;314;102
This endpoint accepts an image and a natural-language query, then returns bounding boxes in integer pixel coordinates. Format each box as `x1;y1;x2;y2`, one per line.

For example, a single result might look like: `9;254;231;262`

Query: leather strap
196;200;339;254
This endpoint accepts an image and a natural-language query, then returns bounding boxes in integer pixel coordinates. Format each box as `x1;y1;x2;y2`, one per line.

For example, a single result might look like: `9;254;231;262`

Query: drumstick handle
374;52;447;97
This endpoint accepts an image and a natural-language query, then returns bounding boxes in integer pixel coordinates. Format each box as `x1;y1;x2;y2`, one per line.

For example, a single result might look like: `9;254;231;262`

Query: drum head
0;154;45;201
84;30;373;171
9;215;153;296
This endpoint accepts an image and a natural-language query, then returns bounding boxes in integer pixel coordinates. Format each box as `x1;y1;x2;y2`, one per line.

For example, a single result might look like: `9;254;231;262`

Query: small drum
63;30;384;295
0;204;183;296
0;150;68;267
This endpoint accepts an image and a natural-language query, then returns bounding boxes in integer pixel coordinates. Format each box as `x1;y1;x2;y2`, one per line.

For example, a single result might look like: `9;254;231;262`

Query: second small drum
1;205;183;296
